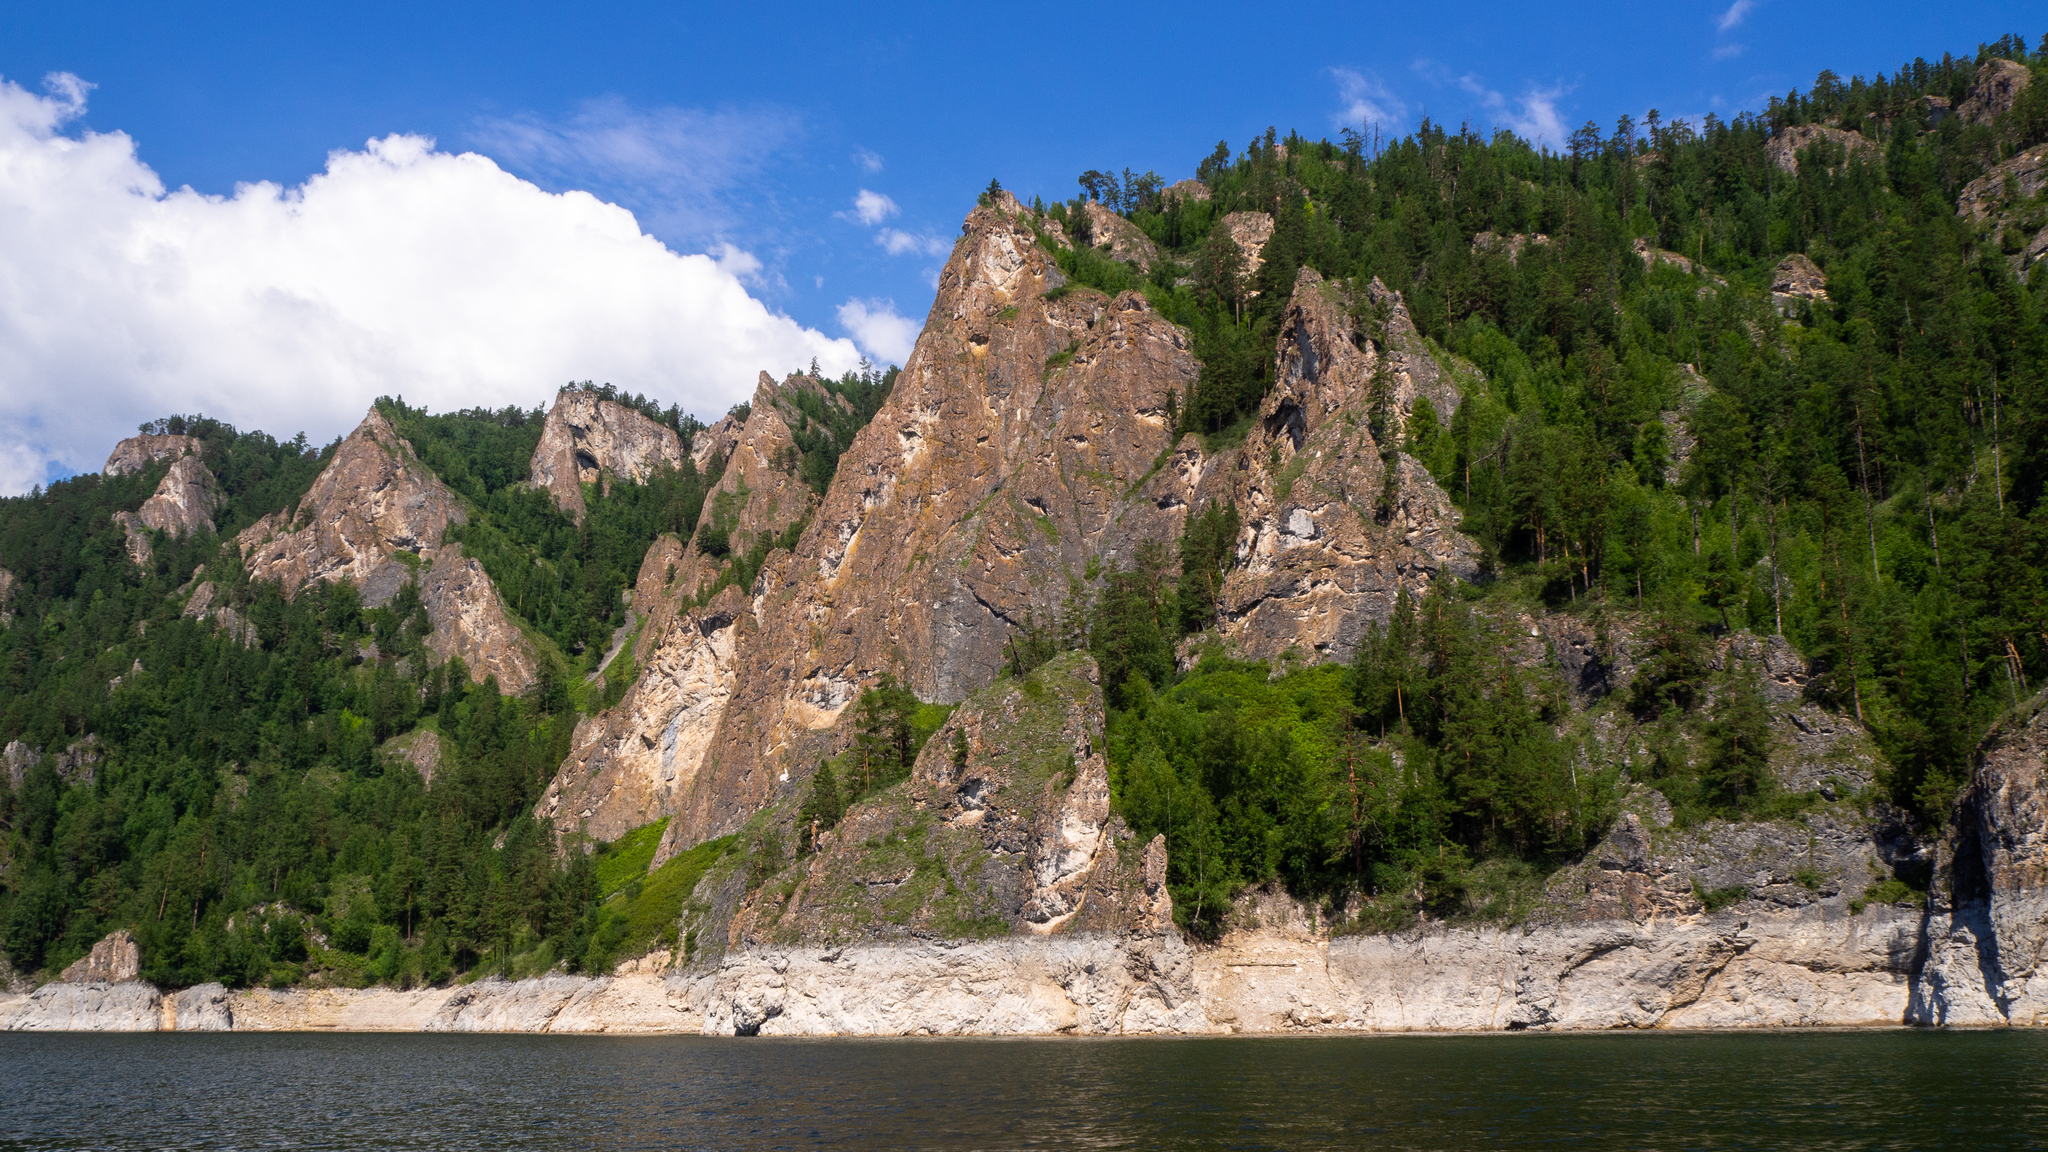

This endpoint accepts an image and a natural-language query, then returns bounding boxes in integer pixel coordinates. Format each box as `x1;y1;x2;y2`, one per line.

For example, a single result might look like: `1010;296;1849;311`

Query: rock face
59;930;142;983
1220;211;1276;279
236;408;532;688
1196;269;1476;665
1765;123;1881;176
1957;144;2048;223
731;653;1172;948
1081;200;1160;271
181;581;259;647
529;389;686;521
690;412;746;472
1770;253;1829;312
0;982;163;1031
102;434;200;477
239;408;464;597
0;565;15;623
666;373;823;601
1163;178;1211;204
418;544;538;694
1958;58;2033;125
115;455;223;565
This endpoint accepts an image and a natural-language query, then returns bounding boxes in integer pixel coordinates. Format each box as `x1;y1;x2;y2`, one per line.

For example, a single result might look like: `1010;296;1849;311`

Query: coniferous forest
4;35;2048;979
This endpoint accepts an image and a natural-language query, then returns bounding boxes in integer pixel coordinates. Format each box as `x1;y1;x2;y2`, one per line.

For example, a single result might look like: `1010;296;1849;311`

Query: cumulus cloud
1330;67;1406;131
841;188;898;226
0;73;862;496
470;96;796;247
875;228;950;258
835;299;920;367
1717;0;1755;32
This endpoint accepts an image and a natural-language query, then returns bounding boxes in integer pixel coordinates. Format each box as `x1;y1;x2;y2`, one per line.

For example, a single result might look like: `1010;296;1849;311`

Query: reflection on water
3;1029;2045;1150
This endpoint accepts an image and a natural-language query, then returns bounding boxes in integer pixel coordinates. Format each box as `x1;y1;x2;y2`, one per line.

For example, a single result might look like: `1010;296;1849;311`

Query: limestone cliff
1765;123;1881;176
115;454;223;564
529;389;687;521
235;407;535;691
1958;58;2033;126
102;433;200;477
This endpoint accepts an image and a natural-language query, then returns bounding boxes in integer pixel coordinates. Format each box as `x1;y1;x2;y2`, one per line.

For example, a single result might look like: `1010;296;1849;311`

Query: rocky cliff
235;407;535;691
115;454;223;564
529;389;687;521
102;433;201;477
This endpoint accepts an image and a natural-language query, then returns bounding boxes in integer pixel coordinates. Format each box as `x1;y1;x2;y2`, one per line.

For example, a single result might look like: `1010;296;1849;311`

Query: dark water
2;1030;2045;1150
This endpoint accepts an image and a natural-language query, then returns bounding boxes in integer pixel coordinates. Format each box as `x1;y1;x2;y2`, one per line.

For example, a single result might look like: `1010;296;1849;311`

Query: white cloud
842;188;898;226
853;147;883;172
0;73;862;496
1450;71;1570;149
470;96;796;247
1713;43;1746;61
1330;67;1406;130
876;228;949;258
1717;0;1754;32
836;299;920;367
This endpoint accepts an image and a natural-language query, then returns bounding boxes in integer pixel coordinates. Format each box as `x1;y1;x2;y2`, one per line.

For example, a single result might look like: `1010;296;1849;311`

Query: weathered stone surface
1162;178;1210;204
666;373;822;602
59;930;141;984
1957;143;2048;223
529;389;686;521
538;586;747;843
3;739;32;791
238;408;464;598
1765;123;1881;176
1081;200;1159;271
1958;58;2033;125
174;983;234;1031
655;198;1199;854
1472;231;1551;262
690;412;745;472
1953;695;2048;1024
102;434;200;477
1221;211;1275;279
1770;252;1829;312
0;981;162;1031
418;544;538;694
732;653;1171;948
1195;269;1476;666
0;565;15;623
384;727;443;787
1634;237;1703;276
115;455;224;566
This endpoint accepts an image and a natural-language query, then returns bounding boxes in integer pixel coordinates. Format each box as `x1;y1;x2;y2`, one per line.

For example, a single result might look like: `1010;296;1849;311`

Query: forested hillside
4;33;2047;983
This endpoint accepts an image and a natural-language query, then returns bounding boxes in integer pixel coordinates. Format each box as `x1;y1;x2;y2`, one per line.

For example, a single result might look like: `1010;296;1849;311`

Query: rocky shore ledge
0;894;2018;1035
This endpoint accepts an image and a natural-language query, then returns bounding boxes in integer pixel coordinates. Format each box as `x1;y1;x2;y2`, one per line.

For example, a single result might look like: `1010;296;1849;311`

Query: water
2;1030;2044;1150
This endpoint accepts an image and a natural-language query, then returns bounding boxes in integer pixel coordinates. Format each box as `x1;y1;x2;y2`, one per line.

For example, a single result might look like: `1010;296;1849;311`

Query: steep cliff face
529;390;687;521
1080;200;1160;271
1958;58;2033;126
235;407;534;689
1194;269;1476;664
650;197;1201;853
115;455;224;564
102;434;200;477
664;373;819;600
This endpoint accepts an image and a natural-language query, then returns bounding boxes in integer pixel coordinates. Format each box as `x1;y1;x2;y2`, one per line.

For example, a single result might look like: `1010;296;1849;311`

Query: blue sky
0;1;2039;491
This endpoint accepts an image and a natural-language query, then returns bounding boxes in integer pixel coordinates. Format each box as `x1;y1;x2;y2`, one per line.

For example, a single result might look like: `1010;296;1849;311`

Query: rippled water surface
3;1029;2045;1150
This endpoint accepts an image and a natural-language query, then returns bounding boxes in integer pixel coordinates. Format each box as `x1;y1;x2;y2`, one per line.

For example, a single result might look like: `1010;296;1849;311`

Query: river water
2;1029;2044;1150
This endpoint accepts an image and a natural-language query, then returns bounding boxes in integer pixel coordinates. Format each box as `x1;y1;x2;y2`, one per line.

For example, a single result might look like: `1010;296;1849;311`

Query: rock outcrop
58;930;141;983
529;389;687;521
665;373;823;601
236;408;533;688
1163;178;1211;204
418;544;538;694
648;197;1201;855
1765;123;1881;176
181;580;259;647
0;565;16;623
1220;211;1275;279
1769;252;1829;312
1195;269;1476;664
102;434;200;477
1958;58;2033;126
115;455;223;565
1956;143;2048;223
1080;200;1160;271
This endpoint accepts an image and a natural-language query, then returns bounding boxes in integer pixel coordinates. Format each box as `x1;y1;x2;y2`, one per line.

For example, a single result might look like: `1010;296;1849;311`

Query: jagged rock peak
103;434;200;477
530;388;687;520
238;406;463;598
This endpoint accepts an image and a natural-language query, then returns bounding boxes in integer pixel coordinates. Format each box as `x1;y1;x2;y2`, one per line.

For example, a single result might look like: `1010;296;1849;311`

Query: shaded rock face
1634;237;1703;277
1957;144;2048;223
181;581;258;648
1770;253;1829;312
239;408;464;597
1958;58;2032;125
2;739;31;791
690;413;745;472
530;390;686;521
0;565;15;623
418;544;538;694
115;455;223;565
1765;123;1881;176
1081;200;1159;271
1;736;99;792
59;930;142;984
1196;269;1476;665
102;434;200;477
1220;211;1275;279
539;586;747;843
734;653;1172;948
666;373;821;601
385;728;442;788
655;199;1200;853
